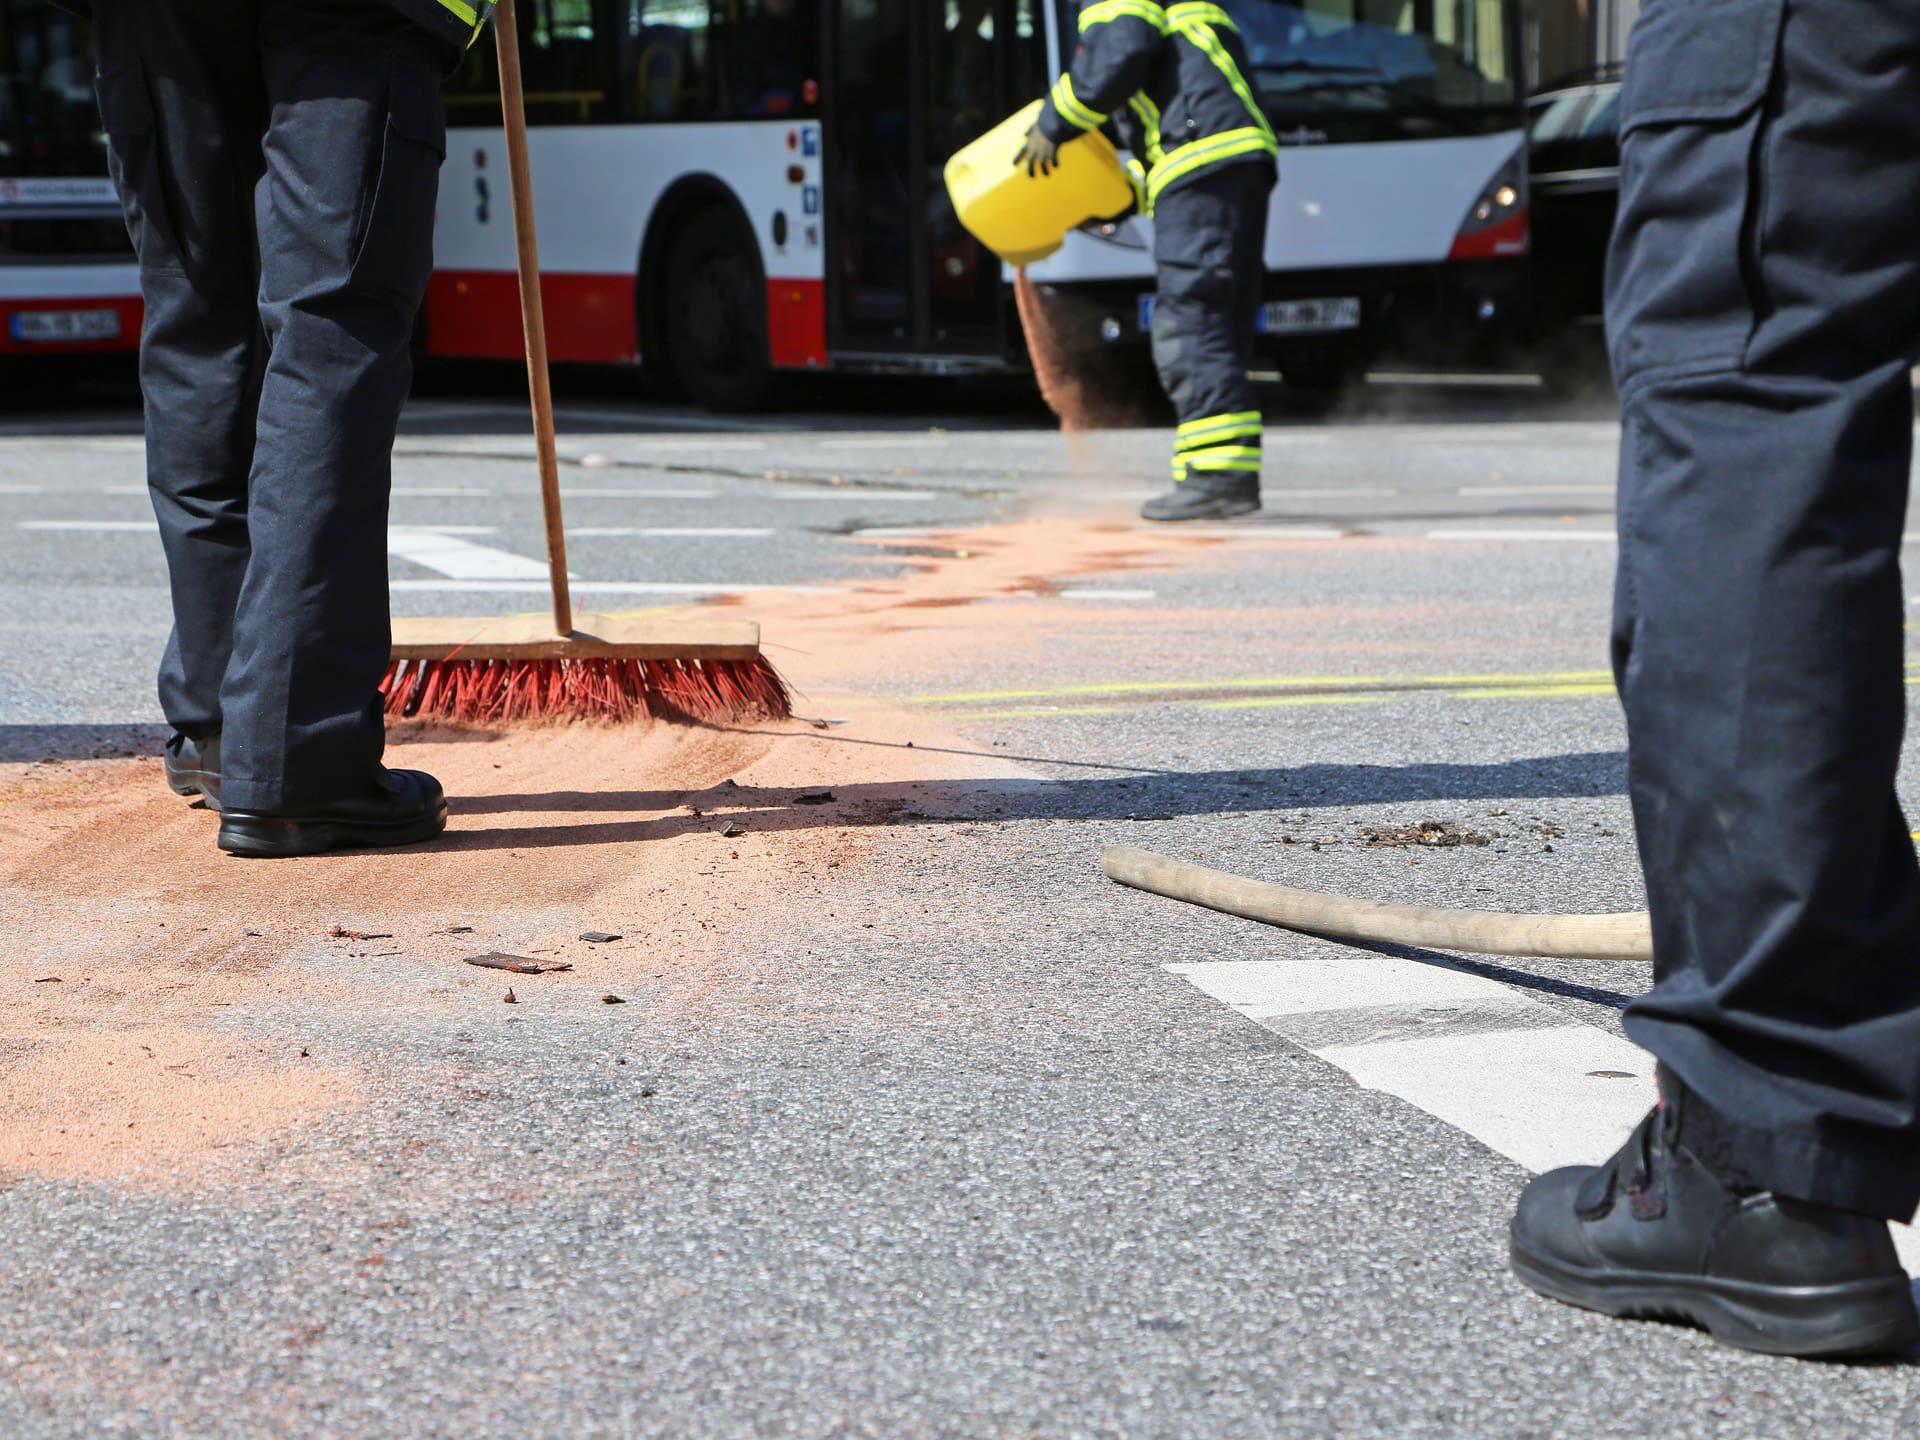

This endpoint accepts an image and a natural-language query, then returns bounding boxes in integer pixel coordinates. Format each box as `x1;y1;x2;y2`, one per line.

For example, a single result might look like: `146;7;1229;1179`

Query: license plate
1257;297;1362;335
1136;294;1363;335
9;309;122;343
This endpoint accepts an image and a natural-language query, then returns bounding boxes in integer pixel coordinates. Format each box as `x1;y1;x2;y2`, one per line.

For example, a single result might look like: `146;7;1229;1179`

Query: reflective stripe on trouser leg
1150;163;1273;487
1172;414;1261;482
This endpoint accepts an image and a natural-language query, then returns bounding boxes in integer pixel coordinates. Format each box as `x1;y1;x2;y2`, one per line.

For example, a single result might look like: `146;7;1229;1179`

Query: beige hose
1101;843;1653;962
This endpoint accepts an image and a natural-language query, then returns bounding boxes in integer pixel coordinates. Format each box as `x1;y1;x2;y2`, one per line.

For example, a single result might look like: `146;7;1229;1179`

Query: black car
1526;69;1621;391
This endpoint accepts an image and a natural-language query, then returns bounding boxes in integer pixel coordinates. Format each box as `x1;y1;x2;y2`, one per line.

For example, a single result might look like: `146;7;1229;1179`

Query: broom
380;0;790;725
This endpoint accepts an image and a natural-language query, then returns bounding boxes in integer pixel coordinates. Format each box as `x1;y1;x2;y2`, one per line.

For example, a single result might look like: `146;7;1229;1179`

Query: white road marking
0;484;46;494
392;486;494;497
1151;525;1349;540
1457;484;1615;497
1059;588;1158;602
569;527;775;538
850;526;943;538
1171;954;1920;1269
1427;529;1616;543
390;579;846;595
386;528;552;580
560;487;720;499
19;519;157;531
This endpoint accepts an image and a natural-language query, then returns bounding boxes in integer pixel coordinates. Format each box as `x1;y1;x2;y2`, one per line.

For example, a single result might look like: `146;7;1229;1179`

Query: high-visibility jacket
388;0;495;55
1036;1;1278;216
56;0;492;51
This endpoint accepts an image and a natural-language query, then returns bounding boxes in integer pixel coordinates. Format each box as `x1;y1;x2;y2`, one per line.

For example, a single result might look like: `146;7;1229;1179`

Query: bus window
444;0;611;126
713;0;818;119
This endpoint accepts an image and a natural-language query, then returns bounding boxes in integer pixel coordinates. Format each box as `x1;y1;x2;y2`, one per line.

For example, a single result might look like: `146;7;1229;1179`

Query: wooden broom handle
494;0;573;635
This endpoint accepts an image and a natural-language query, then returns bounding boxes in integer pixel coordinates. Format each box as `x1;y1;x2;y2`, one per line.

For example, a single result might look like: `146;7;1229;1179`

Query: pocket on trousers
93;66;183;273
1608;0;1786;387
348;52;447;304
1619;0;1785;134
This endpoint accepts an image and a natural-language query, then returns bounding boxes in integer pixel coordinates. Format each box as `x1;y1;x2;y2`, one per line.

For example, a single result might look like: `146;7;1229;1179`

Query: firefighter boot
1140;474;1260;522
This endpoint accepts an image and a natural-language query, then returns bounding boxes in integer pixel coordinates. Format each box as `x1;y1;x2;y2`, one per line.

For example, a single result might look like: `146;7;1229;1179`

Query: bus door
824;0;1048;364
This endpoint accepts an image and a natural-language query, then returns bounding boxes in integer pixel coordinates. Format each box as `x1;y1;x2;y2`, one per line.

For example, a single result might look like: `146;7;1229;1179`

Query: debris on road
32;976;61;984
438;925;475;936
464;954;574;975
329;925;393;941
720;821;746;837
794;791;836;805
602;994;626;1005
502;989;517;1004
580;931;623;943
1360;820;1493;849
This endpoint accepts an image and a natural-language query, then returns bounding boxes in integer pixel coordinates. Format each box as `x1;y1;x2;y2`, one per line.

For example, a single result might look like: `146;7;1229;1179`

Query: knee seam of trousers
1613;353;1748;408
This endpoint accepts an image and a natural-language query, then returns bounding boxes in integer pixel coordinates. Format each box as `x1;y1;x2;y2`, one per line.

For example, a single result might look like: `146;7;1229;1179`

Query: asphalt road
3;370;1919;1438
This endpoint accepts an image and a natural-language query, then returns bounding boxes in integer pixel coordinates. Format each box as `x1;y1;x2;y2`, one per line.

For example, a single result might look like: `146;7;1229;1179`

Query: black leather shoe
1510;1100;1919;1358
217;768;448;858
1140;475;1259;522
164;731;221;811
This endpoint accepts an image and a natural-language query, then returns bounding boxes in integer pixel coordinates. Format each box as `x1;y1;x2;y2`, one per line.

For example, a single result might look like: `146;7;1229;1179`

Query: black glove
1015;125;1060;178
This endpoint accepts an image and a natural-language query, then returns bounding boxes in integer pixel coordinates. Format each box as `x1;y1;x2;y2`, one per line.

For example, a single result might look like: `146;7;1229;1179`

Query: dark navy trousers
92;0;447;810
1151;161;1274;488
1610;0;1920;1219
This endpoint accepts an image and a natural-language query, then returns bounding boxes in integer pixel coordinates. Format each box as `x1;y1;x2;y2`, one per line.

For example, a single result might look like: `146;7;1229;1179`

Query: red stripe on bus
426;270;641;364
0;295;142;355
1446;210;1530;262
766;278;827;370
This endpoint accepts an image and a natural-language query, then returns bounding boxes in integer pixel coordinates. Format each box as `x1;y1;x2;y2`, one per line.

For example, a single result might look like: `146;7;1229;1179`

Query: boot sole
167;772;221;812
217;803;448;858
1511;1235;1920;1359
1140;497;1261;523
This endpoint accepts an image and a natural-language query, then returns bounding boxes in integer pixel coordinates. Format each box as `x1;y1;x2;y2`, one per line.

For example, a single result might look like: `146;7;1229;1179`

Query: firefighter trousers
1610;0;1920;1219
91;0;447;811
1150;160;1274;488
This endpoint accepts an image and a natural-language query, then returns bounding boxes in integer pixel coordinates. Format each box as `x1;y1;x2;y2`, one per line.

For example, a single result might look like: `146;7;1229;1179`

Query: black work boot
163;731;221;811
1510;1086;1919;1358
1140;474;1259;522
216;768;447;858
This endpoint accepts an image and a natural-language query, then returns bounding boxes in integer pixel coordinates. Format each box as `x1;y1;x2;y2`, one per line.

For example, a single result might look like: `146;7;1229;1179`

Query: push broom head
381;614;791;725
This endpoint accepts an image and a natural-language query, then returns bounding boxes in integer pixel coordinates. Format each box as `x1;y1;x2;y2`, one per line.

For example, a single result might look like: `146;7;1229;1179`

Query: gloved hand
1015;126;1060;178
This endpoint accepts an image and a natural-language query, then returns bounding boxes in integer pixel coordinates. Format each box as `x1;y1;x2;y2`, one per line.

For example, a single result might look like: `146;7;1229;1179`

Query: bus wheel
664;207;772;413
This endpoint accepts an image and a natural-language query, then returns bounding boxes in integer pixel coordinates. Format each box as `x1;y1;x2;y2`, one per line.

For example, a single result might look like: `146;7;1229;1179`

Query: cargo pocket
349;54;447;305
1608;0;1786;387
93;66;181;274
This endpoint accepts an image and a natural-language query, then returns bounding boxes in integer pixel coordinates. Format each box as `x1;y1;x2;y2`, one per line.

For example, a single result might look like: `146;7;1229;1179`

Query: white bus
0;0;140;362
428;0;1529;409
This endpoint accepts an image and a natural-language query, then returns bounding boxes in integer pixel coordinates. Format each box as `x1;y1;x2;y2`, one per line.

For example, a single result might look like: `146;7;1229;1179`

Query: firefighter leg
90;0;267;743
216;0;446;811
1142;162;1273;522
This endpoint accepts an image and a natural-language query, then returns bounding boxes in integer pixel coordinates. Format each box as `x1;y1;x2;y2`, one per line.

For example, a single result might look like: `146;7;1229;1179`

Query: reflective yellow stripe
1051;75;1107;131
1185;450;1264;473
442;0;479;23
1128;93;1166;168
1177;409;1261;439
1172;10;1277;147
1081;0;1170;32
1166;2;1239;32
1124;158;1152;216
1178;426;1262;452
1187;445;1264;465
1147;127;1277;202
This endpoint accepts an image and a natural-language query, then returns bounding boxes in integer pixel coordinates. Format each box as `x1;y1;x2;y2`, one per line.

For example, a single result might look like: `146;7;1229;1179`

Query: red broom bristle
380;654;792;725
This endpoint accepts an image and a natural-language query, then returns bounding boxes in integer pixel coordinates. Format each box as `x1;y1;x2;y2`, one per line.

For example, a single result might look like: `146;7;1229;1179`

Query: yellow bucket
944;99;1135;268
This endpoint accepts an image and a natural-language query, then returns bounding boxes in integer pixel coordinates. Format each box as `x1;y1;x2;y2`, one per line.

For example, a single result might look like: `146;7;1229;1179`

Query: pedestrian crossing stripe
1166;955;1920;1272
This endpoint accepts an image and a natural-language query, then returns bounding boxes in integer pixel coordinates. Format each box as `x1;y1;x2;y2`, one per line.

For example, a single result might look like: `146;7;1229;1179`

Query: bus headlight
1449;152;1529;261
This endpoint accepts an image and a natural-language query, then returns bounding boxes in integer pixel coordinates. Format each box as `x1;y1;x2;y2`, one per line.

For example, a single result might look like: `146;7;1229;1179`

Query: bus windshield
2;0;127;260
1229;1;1521;139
